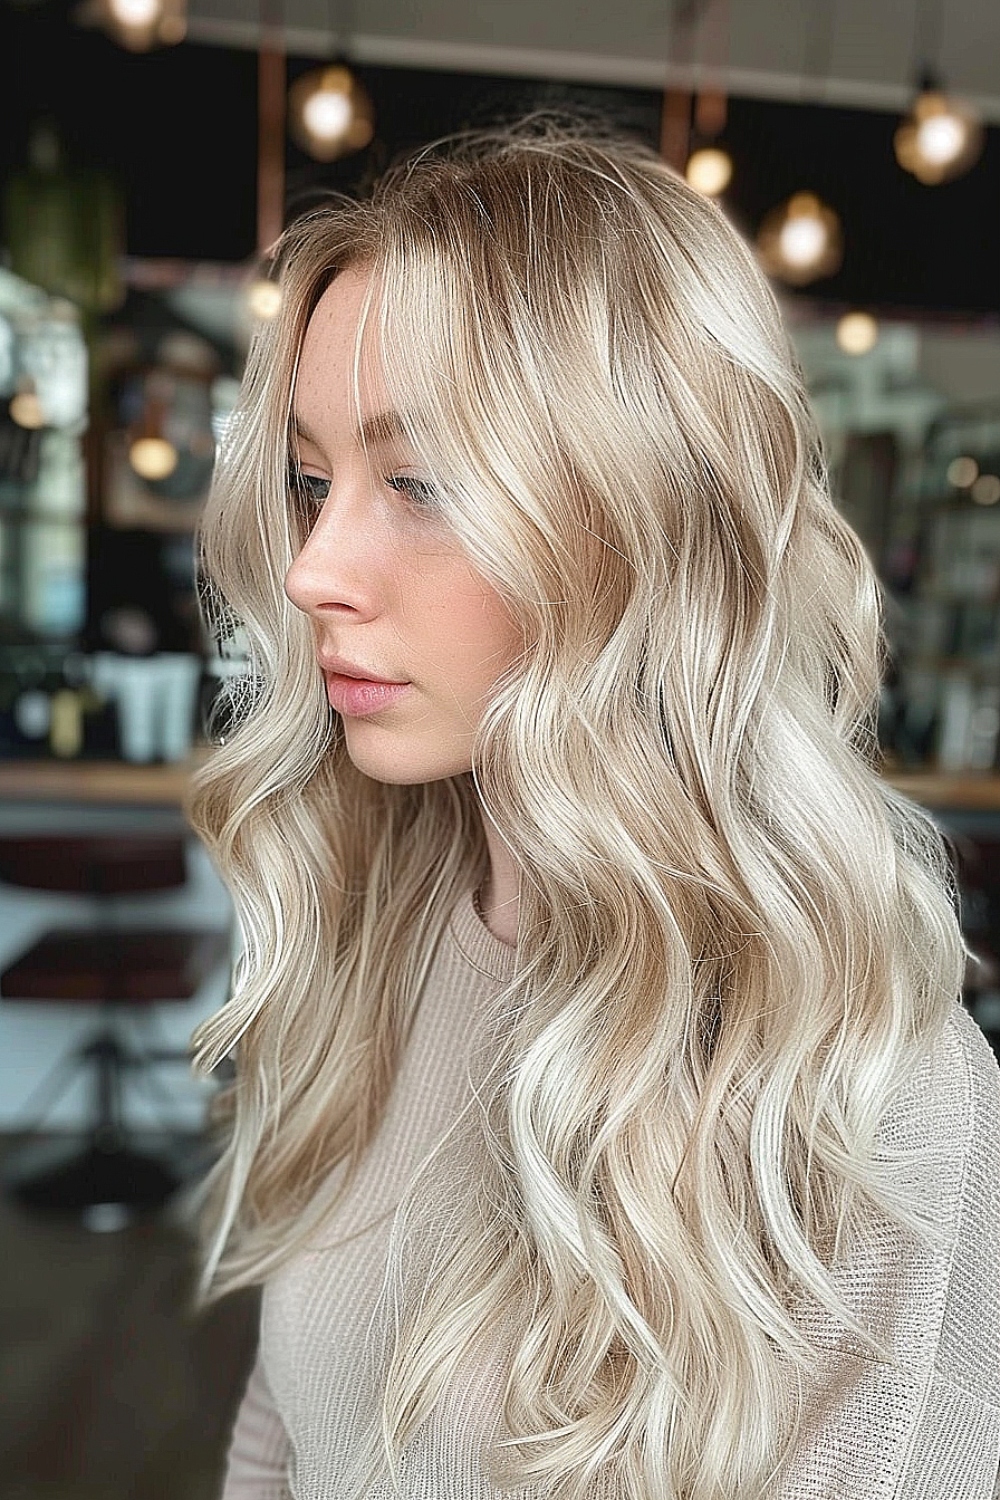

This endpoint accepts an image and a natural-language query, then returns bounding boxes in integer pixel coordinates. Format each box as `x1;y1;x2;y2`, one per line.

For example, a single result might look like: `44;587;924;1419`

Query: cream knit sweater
222;883;1000;1499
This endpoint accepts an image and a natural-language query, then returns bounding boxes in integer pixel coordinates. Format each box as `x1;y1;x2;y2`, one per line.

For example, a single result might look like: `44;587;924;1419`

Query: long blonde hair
187;113;966;1499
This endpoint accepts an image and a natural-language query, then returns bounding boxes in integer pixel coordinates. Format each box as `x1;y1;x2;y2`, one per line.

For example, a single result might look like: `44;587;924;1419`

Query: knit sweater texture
221;883;1000;1499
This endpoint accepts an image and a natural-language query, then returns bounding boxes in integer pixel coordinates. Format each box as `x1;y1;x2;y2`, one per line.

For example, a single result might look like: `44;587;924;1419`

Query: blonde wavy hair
187;113;966;1499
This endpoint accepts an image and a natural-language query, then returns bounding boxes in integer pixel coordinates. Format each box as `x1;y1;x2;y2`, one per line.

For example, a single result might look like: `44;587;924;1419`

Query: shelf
0;751;211;806
882;770;1000;811
0;756;998;813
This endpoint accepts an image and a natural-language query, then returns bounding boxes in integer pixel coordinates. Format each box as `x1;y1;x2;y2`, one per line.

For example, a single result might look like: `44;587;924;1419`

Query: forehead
294;265;383;429
304;264;375;354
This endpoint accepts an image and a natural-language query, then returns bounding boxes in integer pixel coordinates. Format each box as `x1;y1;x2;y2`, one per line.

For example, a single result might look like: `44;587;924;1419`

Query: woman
187;114;1000;1499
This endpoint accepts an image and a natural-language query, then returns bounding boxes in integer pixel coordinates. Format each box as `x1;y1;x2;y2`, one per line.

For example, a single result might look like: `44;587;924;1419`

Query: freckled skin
283;265;525;788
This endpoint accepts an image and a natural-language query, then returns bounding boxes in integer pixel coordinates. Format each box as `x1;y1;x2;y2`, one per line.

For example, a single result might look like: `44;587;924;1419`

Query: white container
156;653;202;762
967;685;1000;772
937;673;976;772
90;651;203;763
110;657;161;763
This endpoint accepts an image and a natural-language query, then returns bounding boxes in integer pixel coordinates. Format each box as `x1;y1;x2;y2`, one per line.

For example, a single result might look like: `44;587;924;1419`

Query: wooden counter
0;755;999;813
0;752;211;807
882;770;1000;812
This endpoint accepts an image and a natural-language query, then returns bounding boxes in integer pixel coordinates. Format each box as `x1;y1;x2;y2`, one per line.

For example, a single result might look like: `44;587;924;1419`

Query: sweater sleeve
776;1003;1000;1499
220;1349;293;1500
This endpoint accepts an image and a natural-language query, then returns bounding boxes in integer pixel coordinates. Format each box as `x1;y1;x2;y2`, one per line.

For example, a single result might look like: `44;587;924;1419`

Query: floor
0;1133;259;1500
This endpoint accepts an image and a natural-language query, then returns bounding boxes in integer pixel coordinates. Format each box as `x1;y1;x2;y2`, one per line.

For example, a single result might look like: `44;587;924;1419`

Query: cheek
469;589;524;678
399;548;523;684
442;588;518;678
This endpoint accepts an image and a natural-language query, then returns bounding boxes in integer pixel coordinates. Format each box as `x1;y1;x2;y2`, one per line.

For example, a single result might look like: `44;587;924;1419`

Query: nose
284;484;383;620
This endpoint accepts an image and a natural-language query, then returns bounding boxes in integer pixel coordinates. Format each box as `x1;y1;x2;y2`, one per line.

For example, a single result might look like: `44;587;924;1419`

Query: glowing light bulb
894;90;983;184
757;193;843;286
778;214;826;269
288;64;374;162
685;147;733;197
130;436;178;480
100;0;184;51
108;0;160;24
916;112;966;166
947;456;979;488
836;312;879;356
303;88;352;143
247;280;282;321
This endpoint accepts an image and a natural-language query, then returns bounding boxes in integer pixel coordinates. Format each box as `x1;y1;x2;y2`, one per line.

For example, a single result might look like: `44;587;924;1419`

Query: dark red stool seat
3;927;229;1003
0;833;187;895
0;830;231;1225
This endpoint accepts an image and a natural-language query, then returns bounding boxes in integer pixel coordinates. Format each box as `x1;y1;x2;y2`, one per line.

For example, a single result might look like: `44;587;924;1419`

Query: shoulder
797;1002;1000;1369
920;998;1000;1120
877;1002;1000;1403
883;1001;1000;1205
776;1007;1000;1497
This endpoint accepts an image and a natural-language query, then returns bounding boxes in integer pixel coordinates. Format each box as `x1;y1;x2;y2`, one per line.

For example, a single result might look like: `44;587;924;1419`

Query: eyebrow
291;409;410;452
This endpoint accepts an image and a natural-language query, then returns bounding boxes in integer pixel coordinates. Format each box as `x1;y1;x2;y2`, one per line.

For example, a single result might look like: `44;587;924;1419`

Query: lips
323;670;412;717
318;656;408;686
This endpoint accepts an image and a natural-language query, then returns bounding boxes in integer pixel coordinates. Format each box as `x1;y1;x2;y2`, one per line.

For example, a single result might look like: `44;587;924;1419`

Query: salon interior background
3;8;1000;1491
2;0;1000;777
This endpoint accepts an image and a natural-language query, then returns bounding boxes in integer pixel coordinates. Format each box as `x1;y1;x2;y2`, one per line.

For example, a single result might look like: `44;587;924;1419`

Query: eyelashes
286;464;437;519
292;470;330;507
285;465;327;522
385;474;437;508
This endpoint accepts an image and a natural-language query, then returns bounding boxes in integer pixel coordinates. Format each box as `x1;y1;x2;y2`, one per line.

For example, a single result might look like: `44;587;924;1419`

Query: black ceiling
3;0;1000;318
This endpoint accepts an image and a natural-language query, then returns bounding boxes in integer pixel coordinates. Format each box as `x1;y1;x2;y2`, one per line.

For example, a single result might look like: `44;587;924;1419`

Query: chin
341;728;472;785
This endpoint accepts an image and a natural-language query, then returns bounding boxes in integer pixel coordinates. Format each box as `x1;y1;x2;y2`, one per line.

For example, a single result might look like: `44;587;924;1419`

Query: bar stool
0;831;230;1226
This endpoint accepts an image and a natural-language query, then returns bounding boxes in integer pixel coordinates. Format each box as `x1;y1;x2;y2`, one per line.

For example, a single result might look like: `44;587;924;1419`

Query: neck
476;800;520;947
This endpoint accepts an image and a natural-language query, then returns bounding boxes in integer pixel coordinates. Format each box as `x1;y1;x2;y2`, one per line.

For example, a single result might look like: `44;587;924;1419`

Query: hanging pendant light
893;0;982;185
684;92;733;199
288;0;373;163
130;435;178;480
755;0;843;287
756;193;843;286
241;246;284;331
128;374;178;482
683;7;733;198
894;81;983;185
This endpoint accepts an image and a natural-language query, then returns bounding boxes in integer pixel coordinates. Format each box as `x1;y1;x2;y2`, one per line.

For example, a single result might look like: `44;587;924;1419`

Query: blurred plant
2;120;124;323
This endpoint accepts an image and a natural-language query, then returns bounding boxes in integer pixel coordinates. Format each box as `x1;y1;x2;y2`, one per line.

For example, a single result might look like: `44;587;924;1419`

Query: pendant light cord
257;0;285;254
330;0;355;60
801;0;836;103
911;0;944;87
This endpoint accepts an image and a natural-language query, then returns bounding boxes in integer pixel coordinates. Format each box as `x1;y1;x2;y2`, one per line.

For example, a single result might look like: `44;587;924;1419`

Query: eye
287;464;330;517
385;474;437;509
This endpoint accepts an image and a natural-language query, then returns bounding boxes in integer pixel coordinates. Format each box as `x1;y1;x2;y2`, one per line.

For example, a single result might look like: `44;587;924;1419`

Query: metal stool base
5;1140;180;1220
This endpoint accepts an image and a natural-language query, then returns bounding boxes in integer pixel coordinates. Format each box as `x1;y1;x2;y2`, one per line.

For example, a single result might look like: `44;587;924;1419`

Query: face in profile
283;264;524;785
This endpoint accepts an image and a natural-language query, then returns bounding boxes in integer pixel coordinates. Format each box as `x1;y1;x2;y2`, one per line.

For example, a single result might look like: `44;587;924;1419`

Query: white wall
182;0;1000;122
